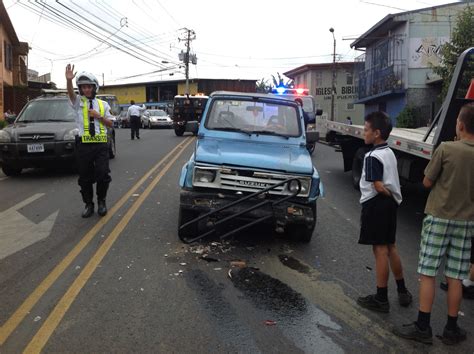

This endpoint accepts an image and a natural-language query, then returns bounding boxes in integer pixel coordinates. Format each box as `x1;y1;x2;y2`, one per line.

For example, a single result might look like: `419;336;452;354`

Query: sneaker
398;290;413;307
356;294;389;313
440;282;474;299
441;325;467;345
392;322;433;344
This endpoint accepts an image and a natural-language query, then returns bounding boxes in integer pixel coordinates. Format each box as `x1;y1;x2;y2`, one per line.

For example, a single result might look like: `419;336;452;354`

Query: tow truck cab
178;91;322;243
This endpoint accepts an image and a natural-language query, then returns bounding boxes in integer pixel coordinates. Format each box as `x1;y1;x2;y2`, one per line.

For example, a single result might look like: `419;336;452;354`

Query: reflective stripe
81;98;107;143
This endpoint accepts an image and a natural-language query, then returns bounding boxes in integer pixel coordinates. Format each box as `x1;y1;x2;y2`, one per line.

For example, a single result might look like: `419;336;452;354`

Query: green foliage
271;72;294;89
433;5;474;98
0;120;7;130
255;78;271;93
396;106;417;128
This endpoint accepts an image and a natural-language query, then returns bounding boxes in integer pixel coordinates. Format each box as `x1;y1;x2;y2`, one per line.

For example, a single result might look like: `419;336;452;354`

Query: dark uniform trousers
130;115;140;139
76;139;111;204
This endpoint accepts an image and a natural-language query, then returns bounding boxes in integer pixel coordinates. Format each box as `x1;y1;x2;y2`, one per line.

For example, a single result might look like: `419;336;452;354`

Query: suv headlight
64;128;79;141
194;168;217;183
0;130;11;143
288;179;310;194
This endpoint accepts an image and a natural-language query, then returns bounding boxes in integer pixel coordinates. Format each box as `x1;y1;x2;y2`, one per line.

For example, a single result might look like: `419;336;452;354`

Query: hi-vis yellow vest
82;98;107;143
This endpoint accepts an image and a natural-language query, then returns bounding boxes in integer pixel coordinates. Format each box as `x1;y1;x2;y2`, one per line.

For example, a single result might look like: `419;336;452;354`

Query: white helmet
75;71;100;97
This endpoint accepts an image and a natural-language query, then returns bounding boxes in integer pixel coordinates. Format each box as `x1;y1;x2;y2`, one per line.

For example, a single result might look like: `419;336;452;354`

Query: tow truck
321;47;474;188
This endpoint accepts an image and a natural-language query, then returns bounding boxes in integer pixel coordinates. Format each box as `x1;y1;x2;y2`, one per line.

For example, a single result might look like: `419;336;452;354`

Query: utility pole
102;73;105;87
179;28;196;95
329;27;336;121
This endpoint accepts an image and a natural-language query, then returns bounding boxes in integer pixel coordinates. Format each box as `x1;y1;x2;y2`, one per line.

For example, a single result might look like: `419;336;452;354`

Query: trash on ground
201;255;219;262
132;193;140;197
213;268;222;271
458;311;465;317
366;266;372;271
180;263;187;266
34;316;41;322
230;260;247;268
264;320;276;326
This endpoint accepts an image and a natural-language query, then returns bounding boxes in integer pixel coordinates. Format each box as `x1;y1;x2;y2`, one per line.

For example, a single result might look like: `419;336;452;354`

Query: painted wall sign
409;37;449;68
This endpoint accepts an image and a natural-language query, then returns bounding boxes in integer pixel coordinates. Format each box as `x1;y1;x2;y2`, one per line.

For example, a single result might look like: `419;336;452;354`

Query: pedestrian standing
393;103;474;345
346;116;353;125
127;100;145;140
356;111;412;313
66;64;113;218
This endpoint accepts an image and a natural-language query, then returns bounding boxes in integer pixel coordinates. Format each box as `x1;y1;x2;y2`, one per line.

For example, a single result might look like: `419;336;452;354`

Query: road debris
264;320;276;326
230;260;247;268
34;316;41;322
201;255;219;262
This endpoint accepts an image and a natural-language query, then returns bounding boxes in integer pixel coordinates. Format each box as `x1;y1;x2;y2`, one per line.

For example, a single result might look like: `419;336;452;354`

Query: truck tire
175;126;185;136
352;147;367;190
178;207;198;242
287;203;316;243
2;165;22;176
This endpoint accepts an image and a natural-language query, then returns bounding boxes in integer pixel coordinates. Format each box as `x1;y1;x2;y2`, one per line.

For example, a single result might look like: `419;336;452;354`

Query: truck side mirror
187;121;199;134
306;131;319;143
316;109;323;116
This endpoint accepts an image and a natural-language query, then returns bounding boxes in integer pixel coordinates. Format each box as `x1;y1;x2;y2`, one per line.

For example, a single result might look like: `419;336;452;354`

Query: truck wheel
175;126;185;137
288;203;316;243
178;207;198;242
352;147;367;190
2;165;22;176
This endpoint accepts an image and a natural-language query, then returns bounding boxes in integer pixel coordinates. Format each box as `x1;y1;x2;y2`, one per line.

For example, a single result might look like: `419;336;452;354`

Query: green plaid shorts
418;215;474;279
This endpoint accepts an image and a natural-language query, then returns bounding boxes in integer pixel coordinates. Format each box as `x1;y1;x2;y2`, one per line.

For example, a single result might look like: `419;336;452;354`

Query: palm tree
271;73;294;89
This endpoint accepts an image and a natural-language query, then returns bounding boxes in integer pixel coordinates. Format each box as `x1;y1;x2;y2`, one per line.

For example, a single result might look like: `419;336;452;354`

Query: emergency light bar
272;87;309;95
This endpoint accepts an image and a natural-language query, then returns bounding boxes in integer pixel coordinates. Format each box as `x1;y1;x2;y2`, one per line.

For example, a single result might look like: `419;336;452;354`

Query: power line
25;1;167;69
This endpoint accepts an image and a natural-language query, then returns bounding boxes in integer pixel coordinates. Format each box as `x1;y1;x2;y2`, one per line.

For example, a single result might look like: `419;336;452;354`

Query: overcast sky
4;0;458;87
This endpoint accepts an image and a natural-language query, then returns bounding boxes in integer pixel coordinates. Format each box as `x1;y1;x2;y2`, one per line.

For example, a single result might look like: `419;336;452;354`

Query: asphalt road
0;128;472;353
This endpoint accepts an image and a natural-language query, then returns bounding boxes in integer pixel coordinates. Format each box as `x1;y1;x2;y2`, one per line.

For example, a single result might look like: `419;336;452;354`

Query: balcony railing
357;61;405;100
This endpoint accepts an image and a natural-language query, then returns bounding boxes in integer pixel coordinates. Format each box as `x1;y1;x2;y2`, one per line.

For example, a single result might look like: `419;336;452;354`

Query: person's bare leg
419;275;435;313
388;244;403;280
373;245;390;288
446;277;462;317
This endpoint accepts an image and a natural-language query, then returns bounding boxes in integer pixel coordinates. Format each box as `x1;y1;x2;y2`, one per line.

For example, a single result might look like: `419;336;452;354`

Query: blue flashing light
276;87;286;94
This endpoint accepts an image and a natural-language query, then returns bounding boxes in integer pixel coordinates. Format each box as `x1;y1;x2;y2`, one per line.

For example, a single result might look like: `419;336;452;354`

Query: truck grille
18;133;56;141
193;167;311;197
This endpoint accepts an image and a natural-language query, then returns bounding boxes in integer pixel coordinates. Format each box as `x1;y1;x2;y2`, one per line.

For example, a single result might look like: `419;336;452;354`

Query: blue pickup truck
178;91;323;243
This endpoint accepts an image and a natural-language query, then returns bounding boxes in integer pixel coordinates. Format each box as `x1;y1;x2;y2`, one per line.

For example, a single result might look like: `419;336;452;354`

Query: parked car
178;91;321;243
118;110;129;128
144;109;173;129
0;95;116;176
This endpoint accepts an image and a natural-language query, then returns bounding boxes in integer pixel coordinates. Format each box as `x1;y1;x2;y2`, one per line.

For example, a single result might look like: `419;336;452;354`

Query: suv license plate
27;143;45;153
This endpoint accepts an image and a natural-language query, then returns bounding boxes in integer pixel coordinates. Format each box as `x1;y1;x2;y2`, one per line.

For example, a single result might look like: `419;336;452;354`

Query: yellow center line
23;137;194;353
0;137;192;346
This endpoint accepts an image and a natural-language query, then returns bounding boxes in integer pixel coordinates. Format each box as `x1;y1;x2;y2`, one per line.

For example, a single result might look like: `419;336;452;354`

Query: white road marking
0;193;59;260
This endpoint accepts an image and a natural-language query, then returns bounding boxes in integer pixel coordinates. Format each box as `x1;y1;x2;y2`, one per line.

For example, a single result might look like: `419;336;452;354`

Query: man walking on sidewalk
127;100;145;140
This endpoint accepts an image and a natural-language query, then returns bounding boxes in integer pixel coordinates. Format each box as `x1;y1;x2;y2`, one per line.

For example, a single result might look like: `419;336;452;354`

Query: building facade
102;78;256;106
0;1;28;117
351;2;470;126
284;62;365;125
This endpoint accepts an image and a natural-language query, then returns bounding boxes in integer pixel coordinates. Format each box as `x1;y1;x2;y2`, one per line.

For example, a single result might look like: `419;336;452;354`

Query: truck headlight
194;169;216;183
64;128;79;141
0;130;11;143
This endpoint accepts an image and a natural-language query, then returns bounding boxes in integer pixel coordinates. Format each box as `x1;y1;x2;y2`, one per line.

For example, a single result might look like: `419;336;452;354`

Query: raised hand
65;64;76;80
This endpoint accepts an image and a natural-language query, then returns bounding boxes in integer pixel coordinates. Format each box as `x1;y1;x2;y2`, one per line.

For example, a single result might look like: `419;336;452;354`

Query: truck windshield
206;99;301;137
17;100;76;122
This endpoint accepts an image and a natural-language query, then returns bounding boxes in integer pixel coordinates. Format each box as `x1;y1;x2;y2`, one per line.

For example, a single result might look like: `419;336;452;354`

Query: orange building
0;1;28;118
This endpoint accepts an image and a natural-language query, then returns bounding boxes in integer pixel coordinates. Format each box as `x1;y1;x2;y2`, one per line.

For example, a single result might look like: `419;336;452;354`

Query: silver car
144;110;173;129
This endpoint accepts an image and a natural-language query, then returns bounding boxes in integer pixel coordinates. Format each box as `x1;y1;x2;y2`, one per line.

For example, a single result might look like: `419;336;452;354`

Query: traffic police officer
66;64;113;218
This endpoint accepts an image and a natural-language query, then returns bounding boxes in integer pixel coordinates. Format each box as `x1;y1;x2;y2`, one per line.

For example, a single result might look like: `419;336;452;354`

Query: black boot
97;200;107;216
82;203;94;218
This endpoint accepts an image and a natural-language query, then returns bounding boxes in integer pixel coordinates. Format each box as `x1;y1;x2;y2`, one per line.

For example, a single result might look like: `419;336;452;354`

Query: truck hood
195;138;313;174
6;122;76;141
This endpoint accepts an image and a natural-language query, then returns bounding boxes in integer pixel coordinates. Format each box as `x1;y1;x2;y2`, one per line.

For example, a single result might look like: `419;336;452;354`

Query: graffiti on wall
409;37;449;68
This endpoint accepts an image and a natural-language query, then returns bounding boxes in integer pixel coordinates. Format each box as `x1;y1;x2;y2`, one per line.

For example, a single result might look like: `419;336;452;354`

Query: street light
329;27;336;121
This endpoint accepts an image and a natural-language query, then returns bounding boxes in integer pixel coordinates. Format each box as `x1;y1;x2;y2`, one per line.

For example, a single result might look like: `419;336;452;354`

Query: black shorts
359;194;398;245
